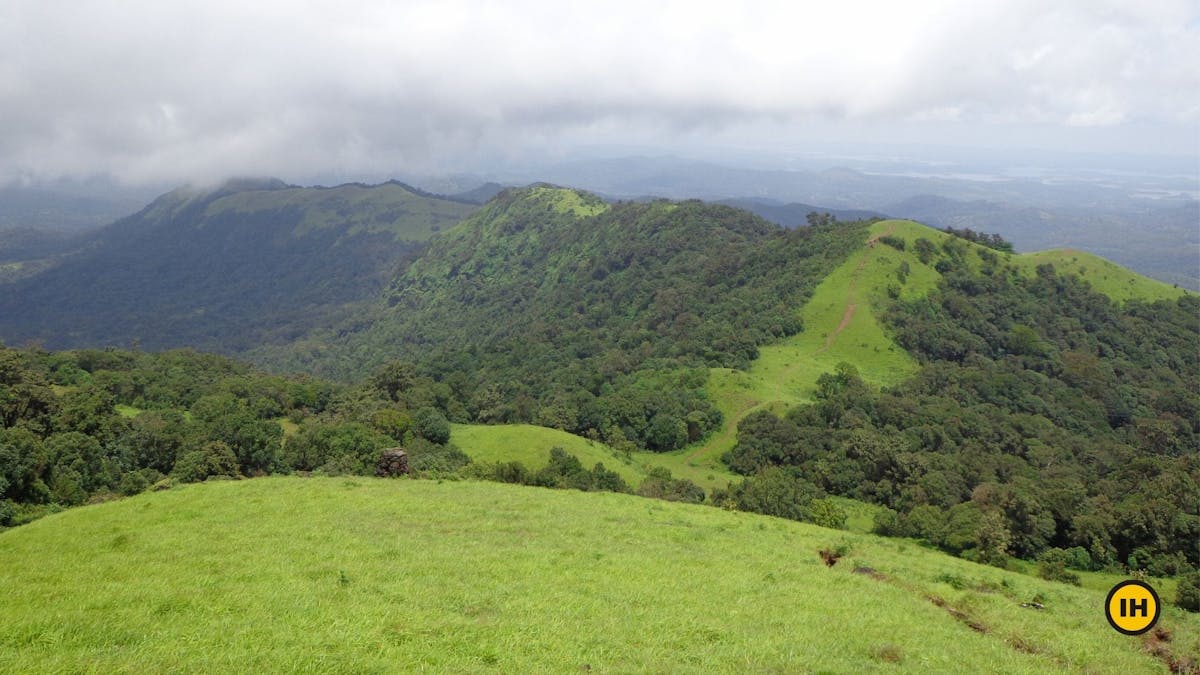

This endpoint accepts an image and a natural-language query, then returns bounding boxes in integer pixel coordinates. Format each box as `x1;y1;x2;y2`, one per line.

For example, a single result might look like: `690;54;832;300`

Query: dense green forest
726;237;1200;578
0;179;477;353
0;346;480;526
255;186;869;452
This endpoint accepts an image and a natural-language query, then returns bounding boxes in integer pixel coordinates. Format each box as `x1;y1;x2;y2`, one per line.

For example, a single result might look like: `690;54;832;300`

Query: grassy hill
1;477;1195;672
451;423;645;485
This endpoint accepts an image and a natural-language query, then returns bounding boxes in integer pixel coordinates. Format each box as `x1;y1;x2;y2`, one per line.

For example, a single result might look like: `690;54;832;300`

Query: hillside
1;477;1195;672
498;218;1191;489
0;179;477;353
251;185;868;454
442;217;1198;580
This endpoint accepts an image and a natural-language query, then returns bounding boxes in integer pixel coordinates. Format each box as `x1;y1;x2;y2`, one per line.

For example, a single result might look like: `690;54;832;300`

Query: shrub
406;438;469;474
637;467;705;504
1176;571;1200;612
808;498;848;530
173;441;239;483
413;407;451;445
729;467;823;522
1037;548;1082;586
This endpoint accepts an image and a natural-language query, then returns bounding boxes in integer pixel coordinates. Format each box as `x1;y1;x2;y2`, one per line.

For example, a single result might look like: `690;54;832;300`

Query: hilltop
0;179;477;353
1;477;1196;672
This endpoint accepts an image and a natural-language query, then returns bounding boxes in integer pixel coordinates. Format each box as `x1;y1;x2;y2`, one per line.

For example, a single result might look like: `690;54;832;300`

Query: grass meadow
450;423;645;486
2;477;1195;673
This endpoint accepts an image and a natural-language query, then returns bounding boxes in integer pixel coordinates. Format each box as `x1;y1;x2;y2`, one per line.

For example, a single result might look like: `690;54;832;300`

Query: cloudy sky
2;0;1197;185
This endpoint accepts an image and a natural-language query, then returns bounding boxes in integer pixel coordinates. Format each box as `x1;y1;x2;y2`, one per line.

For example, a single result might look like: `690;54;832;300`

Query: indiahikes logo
1104;580;1161;636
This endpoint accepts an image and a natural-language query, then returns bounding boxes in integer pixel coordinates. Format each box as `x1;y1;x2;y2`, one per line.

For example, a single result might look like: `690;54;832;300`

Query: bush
406;438;469;474
729;467;824;522
1063;546;1094;571
1037;548;1082;586
412;408;451;445
808;498;848;530
637;467;705;504
1176;571;1200;612
589;463;629;493
118;468;162;496
490;461;531;485
173;441;239;483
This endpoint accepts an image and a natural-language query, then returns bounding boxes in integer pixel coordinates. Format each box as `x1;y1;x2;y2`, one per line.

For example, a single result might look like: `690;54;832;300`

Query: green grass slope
451;423;645;485
652;220;927;483
206;181;474;240
1013;248;1191;304
2;478;1195;672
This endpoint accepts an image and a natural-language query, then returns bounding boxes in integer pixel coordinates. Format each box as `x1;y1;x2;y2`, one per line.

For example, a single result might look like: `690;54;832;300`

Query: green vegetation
0;180;477;353
256;187;867;457
1012;249;1189;304
680;220;931;477
524;184;610;217
207;181;475;239
727;227;1200;574
0;345;470;524
452;423;644;485
1;477;1196;672
0;186;1196;675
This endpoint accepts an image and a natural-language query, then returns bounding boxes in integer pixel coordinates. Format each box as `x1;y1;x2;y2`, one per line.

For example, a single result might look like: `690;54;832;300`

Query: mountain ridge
0;180;478;352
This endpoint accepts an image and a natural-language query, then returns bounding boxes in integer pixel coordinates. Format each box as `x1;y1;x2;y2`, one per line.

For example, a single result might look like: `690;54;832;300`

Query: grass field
451;423;645;485
114;404;142;419
1;477;1194;672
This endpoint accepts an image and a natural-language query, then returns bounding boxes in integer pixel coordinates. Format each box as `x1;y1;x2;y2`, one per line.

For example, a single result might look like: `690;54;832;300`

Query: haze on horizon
2;0;1197;187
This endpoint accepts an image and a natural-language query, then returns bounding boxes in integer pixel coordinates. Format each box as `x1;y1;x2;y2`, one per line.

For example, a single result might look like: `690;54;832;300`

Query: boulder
375;448;409;477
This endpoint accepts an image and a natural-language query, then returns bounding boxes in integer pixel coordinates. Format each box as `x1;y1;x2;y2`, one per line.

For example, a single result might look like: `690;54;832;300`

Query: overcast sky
2;0;1197;185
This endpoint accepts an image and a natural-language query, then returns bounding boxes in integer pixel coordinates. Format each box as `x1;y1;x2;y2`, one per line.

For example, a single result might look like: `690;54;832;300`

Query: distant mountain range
485;156;1198;290
0;179;477;352
714;198;882;227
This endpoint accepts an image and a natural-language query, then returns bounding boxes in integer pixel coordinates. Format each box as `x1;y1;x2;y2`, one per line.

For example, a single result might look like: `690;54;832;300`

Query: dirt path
804;221;894;359
689;222;898;463
685;397;760;462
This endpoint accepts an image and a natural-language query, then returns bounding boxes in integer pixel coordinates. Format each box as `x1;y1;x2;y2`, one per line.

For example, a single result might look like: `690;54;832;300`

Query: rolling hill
0;179;478;353
1;477;1195;672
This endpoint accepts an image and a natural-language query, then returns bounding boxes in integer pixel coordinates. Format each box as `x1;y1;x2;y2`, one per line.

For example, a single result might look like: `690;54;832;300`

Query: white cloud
0;0;1196;183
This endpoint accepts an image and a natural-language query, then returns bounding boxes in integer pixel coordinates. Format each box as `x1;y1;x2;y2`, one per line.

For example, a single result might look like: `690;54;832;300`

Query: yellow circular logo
1105;580;1160;635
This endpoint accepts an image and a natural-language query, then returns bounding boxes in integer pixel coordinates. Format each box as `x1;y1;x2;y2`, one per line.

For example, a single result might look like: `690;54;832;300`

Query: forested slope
254;185;870;452
0;179;477;353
